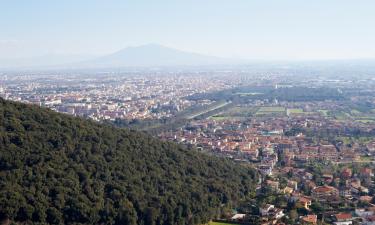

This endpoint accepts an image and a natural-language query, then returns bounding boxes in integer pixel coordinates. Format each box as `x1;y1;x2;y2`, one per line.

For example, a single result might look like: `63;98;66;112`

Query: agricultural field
255;106;286;116
350;110;375;123
318;109;329;117
210;115;234;121
331;111;352;121
287;108;304;113
355;118;375;124
210;106;258;120
258;107;285;112
323;106;375;124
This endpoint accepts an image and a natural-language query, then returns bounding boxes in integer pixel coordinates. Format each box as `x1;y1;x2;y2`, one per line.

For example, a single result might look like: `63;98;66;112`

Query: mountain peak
83;44;231;68
123;43;168;50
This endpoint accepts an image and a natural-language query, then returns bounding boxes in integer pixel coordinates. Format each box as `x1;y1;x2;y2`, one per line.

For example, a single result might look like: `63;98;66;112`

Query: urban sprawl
2;69;375;225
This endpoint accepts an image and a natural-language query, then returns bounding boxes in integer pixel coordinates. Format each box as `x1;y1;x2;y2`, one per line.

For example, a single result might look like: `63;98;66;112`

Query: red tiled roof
361;168;372;174
360;195;373;202
313;186;336;193
299;196;312;204
334;213;352;221
301;215;317;223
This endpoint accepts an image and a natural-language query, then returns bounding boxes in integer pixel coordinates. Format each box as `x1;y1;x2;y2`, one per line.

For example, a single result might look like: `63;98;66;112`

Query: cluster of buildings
3;70;375;224
223;158;375;224
161;111;374;168
161;102;375;224
0;73;239;120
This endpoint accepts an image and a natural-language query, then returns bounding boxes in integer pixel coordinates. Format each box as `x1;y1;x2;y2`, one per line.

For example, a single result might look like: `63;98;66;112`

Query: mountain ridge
78;43;236;68
0;44;242;70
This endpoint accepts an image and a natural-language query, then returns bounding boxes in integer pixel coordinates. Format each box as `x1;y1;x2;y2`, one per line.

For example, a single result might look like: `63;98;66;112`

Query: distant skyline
1;0;375;61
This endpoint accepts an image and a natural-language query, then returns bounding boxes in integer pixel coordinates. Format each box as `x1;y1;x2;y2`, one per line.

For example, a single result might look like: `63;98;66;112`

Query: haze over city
1;0;375;68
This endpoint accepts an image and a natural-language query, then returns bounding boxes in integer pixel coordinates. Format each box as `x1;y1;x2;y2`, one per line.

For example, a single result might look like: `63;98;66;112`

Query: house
266;180;279;191
282;186;294;195
322;174;334;184
259;204;284;220
259;165;273;176
287;180;298;190
360;195;373;203
341;168;352;179
273;208;285;220
360;168;374;182
303;172;313;180
304;180;317;190
300;215;317;224
231;214;246;221
339;187;352;199
351;180;369;195
366;142;375;152
297;196;312;210
311;185;339;201
355;208;374;218
260;204;275;216
333;213;353;225
363;215;375;225
289;192;302;203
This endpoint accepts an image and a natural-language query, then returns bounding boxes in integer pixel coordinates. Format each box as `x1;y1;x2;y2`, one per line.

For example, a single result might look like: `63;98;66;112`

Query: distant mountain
78;44;237;68
0;98;257;225
0;44;242;70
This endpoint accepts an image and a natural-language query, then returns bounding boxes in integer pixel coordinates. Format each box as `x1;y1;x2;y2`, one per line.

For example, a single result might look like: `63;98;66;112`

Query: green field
332;112;351;121
209;222;238;225
287;108;304;113
318;109;329;117
210;115;233;121
356;119;375;124
337;136;372;145
256;107;285;116
215;106;258;118
317;106;375;123
258;107;285;112
350;109;362;115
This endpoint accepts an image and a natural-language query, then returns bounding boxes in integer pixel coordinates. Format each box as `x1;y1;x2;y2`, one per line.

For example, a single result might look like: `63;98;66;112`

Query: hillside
0;98;257;225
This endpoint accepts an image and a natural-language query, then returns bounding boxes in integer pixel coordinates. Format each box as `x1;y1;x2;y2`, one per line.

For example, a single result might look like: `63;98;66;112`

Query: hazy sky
1;0;375;60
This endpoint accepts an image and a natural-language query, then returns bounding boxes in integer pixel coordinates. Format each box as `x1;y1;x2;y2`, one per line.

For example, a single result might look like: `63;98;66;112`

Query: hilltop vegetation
0;98;257;225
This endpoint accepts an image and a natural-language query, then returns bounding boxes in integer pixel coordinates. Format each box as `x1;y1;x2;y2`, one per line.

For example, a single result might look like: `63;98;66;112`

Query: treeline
0;98;257;225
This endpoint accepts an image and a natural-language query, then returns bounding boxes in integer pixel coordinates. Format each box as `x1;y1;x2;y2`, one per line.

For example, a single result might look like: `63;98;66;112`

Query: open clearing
209;222;238;225
287;108;304;114
256;107;285;116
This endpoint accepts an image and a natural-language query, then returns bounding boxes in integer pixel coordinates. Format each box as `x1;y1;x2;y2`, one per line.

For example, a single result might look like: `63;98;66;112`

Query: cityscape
2;1;375;225
2;67;375;224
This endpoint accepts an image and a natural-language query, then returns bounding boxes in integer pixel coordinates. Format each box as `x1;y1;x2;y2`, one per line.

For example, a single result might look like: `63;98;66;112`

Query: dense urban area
2;67;375;225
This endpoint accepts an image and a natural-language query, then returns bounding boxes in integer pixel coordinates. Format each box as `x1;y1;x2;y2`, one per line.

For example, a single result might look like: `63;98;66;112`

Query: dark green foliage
0;98;257;225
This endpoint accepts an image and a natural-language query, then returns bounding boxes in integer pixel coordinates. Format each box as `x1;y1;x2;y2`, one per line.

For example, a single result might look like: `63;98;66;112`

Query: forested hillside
0;98;257;225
